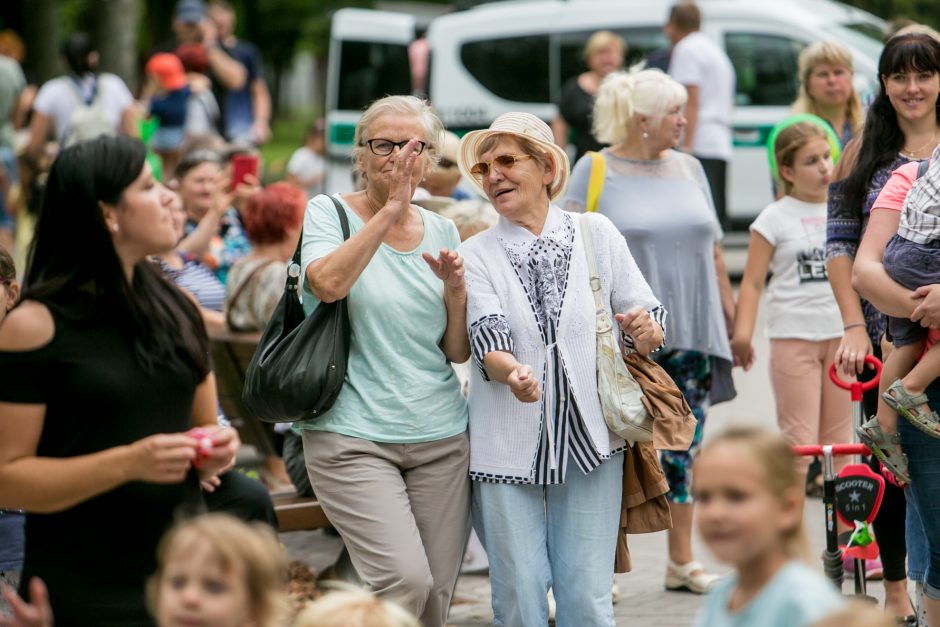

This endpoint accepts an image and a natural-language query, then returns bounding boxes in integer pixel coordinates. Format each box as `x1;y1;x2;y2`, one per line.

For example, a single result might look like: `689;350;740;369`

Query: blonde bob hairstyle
592;68;687;145
792;41;863;137
353;95;444;171
583;30;627;62
147;514;289;627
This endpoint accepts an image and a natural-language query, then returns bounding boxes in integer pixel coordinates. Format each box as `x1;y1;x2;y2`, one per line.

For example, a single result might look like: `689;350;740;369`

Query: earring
642;131;649;140
111;223;119;233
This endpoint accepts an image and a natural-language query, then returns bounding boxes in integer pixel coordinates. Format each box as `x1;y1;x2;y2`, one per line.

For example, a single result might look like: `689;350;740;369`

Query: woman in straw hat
297;95;470;627
457;111;665;626
565;68;735;596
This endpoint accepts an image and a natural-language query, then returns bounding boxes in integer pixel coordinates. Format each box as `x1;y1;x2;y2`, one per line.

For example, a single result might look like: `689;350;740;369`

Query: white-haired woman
458;112;665;626
565;68;736;594
298;95;470;627
792;40;864;147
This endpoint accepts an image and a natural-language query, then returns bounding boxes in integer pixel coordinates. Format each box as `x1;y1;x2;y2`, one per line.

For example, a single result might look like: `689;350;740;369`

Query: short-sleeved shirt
694;561;844;627
297;194;468;443
219;40;264;141
32;73;133;144
750;196;842;340
875;161;919;214
0;294;202;624
150;85;191;128
668;32;736;161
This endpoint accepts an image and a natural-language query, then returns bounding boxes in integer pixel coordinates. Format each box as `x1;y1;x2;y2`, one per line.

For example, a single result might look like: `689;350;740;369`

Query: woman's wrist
843;322;866;331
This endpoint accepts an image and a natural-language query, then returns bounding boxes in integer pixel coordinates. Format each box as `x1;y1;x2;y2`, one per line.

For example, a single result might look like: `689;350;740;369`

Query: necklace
901;130;940;158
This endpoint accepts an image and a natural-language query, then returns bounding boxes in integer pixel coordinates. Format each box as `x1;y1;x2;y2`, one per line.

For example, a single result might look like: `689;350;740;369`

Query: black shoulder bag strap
287;195;350;295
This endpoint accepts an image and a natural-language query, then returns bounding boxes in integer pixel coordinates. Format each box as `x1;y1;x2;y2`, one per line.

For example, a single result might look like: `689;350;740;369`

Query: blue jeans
898;380;940;598
471;454;623;627
907;489;928;582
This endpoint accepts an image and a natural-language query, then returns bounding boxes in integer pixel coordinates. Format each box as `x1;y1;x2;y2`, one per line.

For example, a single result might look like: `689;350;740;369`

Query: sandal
883;379;940;439
857;416;911;484
664;560;720;594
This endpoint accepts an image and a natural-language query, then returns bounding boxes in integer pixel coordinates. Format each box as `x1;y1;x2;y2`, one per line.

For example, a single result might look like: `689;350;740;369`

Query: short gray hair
354;95;444;168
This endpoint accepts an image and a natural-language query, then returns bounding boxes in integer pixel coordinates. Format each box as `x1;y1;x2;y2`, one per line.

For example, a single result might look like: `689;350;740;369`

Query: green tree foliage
839;0;940;32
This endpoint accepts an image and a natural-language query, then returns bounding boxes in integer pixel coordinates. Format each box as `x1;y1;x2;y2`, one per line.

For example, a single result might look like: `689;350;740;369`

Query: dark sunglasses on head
362;138;427;156
469;154;533;179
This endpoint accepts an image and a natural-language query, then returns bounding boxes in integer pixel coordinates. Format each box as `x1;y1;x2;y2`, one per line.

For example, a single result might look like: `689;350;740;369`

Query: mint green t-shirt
297;194;468;443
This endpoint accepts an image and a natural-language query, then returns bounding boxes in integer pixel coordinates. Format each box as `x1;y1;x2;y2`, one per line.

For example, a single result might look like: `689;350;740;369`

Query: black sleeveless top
0;297;202;626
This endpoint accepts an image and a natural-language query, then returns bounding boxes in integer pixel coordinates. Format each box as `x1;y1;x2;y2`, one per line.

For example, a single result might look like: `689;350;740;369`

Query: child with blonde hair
3;514;290;626
149;514;289;627
692;428;844;626
294;586;419;627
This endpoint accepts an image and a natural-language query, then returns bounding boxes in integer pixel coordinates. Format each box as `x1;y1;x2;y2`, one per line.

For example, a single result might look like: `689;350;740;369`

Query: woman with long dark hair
0;135;238;624
826;32;940;622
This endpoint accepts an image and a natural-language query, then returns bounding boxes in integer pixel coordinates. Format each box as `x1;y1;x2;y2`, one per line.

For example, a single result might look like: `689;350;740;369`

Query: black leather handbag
242;196;351;423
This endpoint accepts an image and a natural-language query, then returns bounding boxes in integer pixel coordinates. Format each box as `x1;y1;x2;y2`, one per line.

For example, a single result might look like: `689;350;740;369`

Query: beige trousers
770;337;853;476
302;430;471;627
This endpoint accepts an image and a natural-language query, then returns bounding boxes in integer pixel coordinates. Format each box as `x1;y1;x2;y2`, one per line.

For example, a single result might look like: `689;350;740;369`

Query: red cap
146;53;187;91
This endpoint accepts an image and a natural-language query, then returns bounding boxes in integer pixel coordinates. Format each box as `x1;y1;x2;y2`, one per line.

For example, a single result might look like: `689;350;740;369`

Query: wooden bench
209;330;332;532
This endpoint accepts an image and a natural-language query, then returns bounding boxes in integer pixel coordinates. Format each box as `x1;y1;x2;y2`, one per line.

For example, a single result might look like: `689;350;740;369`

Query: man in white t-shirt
665;2;735;228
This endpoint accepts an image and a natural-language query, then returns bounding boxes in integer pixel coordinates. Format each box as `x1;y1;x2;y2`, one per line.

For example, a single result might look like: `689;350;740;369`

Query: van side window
555;28;668;99
337;41;412;110
461;35;550;103
724;33;804;106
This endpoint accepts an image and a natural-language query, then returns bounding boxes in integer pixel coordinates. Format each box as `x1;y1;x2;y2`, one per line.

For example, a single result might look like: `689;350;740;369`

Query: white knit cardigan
460;206;662;478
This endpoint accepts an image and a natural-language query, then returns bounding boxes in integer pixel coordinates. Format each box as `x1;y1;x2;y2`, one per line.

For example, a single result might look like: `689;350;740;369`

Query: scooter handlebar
793;443;871;457
828;354;882;395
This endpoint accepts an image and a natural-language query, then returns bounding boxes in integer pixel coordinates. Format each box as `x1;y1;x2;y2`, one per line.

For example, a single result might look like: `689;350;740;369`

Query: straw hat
457;112;570;201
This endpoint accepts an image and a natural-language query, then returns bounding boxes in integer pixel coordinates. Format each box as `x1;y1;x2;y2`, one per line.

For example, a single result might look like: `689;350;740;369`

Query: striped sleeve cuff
622;305;668;353
469;314;514;381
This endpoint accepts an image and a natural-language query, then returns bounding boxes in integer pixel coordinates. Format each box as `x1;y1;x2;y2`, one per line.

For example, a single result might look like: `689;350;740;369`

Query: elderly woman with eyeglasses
457;112;665;626
296;95;470;627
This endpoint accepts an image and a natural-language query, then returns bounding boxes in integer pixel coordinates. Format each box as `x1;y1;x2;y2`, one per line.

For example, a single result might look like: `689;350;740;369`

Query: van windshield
336;40;412;110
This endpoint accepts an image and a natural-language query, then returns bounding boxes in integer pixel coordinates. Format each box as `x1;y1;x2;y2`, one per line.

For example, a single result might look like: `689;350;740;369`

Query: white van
325;0;885;228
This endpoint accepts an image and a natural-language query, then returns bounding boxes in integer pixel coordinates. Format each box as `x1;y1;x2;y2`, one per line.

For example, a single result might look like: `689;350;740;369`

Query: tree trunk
96;0;142;90
22;0;60;83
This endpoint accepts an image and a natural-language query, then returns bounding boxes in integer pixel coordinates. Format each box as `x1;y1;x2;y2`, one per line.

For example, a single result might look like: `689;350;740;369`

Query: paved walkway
282;496;894;626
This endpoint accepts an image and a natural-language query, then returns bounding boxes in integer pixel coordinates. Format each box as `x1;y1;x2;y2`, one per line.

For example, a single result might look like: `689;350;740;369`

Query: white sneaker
547;588;556;624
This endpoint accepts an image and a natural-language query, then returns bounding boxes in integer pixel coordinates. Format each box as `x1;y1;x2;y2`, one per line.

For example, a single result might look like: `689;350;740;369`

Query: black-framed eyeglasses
362;138;427;156
469;154;533;180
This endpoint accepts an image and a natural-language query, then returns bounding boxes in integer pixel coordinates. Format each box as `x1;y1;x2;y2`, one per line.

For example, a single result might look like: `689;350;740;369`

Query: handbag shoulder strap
586;150;606;213
287;194;350;293
578;213;606;315
226;258;277;329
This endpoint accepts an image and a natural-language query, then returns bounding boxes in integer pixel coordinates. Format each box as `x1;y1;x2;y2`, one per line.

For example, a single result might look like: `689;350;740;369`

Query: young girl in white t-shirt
731;120;851;485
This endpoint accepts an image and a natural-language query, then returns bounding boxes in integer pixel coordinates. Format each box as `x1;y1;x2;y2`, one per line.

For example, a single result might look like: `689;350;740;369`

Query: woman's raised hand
422;248;465;289
507;364;541;403
616;306;664;356
384;139;420;216
834;325;872;376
